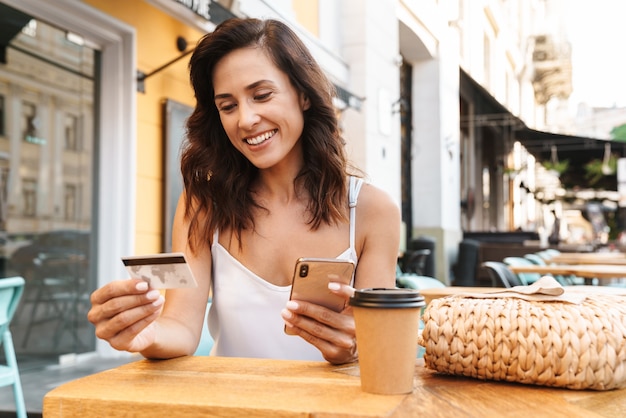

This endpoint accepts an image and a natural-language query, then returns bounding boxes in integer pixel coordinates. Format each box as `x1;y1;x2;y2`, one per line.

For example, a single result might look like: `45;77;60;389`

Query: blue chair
525;253;571;286
0;277;27;418
502;256;541;285
544;248;561;257
396;274;445;290
524;253;547;266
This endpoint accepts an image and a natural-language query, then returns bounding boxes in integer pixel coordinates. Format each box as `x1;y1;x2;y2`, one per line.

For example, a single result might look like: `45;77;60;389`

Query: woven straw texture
418;294;626;390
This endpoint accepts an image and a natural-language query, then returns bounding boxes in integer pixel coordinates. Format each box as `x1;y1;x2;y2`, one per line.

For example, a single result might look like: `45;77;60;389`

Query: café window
22;178;37;217
64;183;78;221
22;101;39;143
0;95;5;137
64;113;79;151
22;19;37;37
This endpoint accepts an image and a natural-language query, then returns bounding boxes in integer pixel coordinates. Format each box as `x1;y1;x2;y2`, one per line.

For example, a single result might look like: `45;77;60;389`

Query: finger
94;296;163;341
89;286;162;324
285;300;355;333
90;279;150;305
292;324;357;365
327;282;356;298
282;301;355;346
107;310;161;352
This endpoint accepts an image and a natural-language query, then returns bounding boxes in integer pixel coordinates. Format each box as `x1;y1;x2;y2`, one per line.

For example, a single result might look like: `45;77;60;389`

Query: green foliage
611;124;626;142
542;159;569;175
584;154;617;185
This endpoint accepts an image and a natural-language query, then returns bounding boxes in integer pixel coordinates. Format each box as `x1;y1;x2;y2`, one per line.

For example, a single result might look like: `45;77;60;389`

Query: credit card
121;252;198;289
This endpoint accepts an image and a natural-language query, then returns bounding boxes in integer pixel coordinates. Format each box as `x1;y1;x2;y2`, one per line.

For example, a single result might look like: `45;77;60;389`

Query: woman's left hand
281;282;358;365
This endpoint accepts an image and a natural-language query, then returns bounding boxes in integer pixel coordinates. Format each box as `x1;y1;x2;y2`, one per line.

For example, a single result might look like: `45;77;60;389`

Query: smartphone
285;257;356;335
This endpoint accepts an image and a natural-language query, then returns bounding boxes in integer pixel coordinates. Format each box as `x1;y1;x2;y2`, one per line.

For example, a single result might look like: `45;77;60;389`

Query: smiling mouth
244;129;277;145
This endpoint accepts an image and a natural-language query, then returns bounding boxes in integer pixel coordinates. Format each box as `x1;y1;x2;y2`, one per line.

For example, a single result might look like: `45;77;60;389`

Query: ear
300;93;311;111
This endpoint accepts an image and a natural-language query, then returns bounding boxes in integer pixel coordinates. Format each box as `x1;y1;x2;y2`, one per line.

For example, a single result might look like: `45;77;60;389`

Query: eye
216;102;236;113
254;91;272;101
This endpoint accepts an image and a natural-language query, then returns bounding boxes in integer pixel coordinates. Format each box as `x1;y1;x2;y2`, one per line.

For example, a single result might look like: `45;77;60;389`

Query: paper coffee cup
350;288;425;395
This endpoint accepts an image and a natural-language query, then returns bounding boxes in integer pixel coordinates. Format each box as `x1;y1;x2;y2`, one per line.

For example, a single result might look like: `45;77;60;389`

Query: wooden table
419;285;626;305
550;252;626;265
43;355;625;417
508;264;626;281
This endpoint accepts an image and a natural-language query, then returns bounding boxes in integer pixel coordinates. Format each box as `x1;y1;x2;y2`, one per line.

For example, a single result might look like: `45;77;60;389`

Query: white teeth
245;130;276;145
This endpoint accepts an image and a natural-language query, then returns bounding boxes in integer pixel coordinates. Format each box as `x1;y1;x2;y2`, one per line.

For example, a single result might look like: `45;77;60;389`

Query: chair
502;256;541;285
0;277;27;418
524;253;547;266
481;261;523;288
406;236;436;277
400;249;431;275
396;274;445;290
544;248;561;257
525;253;570;286
535;250;554;262
451;239;481;286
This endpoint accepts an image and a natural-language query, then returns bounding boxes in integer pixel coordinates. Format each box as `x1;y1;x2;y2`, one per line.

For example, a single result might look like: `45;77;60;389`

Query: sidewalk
0;353;136;417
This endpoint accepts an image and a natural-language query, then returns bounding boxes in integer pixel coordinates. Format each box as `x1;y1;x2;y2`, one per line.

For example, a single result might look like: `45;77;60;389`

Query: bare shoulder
356;182;400;220
352;181;401;288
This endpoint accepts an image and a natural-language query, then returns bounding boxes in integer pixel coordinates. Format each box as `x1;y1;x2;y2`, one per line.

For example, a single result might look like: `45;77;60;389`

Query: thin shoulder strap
348;176;364;252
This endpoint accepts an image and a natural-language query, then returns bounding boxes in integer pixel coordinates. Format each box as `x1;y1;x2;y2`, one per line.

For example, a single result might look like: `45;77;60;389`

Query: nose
237;101;261;130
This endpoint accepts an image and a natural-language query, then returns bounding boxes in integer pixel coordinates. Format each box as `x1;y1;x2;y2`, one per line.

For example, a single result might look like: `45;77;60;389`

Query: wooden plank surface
508;263;626;279
550;252;626;265
42;356;626;417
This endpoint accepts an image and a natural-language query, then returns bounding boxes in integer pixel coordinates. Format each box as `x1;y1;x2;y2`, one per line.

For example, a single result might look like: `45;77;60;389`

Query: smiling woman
212;46;309;169
87;17;401;366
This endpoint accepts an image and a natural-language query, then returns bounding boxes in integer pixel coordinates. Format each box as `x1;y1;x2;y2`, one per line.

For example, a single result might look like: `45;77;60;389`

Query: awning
0;3;32;63
460;68;625;189
514;127;618;155
460;69;524;130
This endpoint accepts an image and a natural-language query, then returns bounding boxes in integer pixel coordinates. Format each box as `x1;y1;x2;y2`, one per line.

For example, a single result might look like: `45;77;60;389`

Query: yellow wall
84;0;203;254
81;1;318;254
292;0;319;36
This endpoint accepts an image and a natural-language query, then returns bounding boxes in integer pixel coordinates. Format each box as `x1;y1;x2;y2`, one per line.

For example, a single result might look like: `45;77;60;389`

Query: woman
88;18;400;365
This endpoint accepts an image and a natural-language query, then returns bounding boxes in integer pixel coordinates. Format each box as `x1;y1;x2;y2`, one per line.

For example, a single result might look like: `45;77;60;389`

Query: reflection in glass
0;3;98;364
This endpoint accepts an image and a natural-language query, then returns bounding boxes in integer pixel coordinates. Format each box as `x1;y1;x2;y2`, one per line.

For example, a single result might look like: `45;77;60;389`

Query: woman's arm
352;183;401;290
138;193;213;359
281;183;401;364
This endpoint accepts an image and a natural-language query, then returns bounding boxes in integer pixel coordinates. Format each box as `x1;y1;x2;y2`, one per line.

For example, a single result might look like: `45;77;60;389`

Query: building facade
0;0;576;362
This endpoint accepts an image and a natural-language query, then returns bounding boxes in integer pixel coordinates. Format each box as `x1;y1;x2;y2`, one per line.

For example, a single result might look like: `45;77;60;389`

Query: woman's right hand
87;279;165;353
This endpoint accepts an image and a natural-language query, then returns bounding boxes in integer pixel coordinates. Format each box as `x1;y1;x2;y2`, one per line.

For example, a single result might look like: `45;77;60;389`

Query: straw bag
418;286;626;390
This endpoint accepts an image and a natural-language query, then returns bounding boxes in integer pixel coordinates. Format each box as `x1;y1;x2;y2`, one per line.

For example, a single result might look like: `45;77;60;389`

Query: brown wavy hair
182;18;353;252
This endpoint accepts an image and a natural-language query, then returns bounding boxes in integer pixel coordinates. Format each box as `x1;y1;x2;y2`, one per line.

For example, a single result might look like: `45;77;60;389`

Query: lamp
137;36;193;93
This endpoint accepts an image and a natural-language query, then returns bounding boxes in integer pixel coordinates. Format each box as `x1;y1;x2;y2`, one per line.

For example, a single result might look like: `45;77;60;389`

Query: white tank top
207;176;363;360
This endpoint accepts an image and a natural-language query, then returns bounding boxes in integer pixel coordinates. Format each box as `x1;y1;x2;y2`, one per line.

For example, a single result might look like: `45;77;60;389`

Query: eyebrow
214;79;275;101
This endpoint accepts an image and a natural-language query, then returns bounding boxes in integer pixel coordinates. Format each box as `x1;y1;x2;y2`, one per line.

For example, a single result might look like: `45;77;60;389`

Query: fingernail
136;281;148;291
328;282;341;291
146;289;161;300
281;308;293;319
152;296;165;307
286;301;299;310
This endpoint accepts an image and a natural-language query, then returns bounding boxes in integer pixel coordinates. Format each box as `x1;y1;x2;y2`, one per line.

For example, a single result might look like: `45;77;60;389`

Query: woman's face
213;47;310;170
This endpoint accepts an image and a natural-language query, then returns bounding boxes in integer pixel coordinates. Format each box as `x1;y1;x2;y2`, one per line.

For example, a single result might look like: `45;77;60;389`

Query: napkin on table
458;276;586;304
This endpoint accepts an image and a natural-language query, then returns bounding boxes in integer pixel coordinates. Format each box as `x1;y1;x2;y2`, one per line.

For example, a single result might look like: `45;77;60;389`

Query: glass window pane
0;4;98;362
